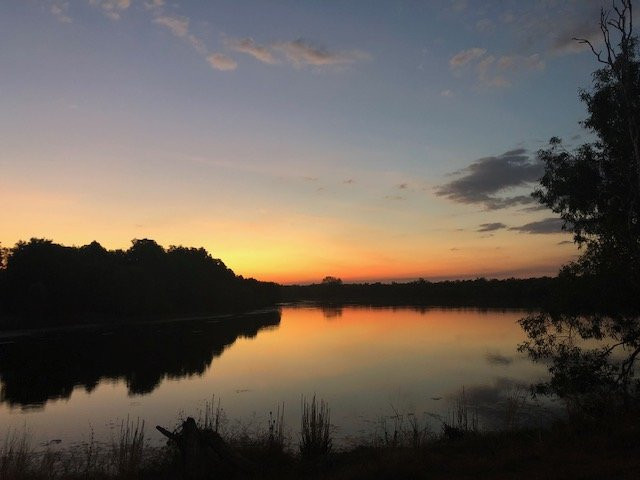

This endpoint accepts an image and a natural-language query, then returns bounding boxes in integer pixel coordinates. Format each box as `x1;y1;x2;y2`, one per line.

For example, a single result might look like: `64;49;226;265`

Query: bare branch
573;37;607;64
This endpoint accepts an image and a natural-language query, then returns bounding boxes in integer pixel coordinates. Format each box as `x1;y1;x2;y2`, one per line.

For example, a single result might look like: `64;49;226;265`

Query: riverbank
0;307;281;340
3;405;639;479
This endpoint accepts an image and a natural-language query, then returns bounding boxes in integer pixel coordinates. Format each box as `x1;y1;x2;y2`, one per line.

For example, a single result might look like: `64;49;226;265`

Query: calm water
0;306;551;447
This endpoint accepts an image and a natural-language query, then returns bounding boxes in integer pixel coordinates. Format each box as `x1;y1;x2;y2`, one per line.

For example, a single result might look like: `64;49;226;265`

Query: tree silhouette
0;238;279;328
519;0;640;412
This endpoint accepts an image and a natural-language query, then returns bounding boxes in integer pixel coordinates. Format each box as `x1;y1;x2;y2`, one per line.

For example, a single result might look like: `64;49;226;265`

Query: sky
0;0;617;283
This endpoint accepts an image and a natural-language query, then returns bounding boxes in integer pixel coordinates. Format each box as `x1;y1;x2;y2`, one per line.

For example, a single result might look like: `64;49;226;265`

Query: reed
299;395;332;458
110;416;146;478
442;387;479;439
1;427;31;479
267;403;286;452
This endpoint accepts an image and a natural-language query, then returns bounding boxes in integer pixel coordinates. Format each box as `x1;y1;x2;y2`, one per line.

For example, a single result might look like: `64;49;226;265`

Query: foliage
321;276;343;285
519;0;640;411
0;238;280;327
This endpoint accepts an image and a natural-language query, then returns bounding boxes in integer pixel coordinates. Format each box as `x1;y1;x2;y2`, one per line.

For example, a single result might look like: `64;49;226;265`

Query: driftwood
156;417;253;479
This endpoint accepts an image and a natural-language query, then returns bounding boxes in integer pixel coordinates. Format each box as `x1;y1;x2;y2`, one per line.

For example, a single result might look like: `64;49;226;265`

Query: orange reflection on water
0;306;547;446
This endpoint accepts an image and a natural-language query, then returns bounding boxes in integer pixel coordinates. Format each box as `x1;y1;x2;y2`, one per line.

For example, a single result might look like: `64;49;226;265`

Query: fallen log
156;417;254;479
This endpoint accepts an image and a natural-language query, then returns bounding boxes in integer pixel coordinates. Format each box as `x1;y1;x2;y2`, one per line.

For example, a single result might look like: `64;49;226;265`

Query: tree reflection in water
0;310;280;408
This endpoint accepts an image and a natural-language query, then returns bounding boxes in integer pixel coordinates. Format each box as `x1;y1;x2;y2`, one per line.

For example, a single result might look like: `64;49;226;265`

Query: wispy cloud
227;38;278;65
450;47;544;88
152;13;206;53
440;89;454;98
51;2;72;23
510;217;567;234
89;0;131;21
207;53;237;71
273;39;370;67
153;15;189;37
449;47;486;68
436;148;542;210
450;0;468;13
475;55;510;87
224;36;370;69
476;18;494;34
497;53;545;72
144;0;165;10
495;0;608;57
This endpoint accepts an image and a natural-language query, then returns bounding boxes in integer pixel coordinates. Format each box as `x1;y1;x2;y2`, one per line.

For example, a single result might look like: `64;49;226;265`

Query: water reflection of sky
0;307;552;447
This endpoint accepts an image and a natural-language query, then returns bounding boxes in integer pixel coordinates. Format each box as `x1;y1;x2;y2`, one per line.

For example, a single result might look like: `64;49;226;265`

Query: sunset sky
0;1;610;283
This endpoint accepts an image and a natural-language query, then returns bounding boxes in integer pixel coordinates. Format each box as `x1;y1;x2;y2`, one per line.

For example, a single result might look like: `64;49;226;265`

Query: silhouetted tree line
281;277;558;309
0;238;279;328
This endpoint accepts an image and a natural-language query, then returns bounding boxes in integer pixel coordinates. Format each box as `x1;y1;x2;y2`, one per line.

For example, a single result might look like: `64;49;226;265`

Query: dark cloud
557;240;573;245
343;178;355;184
510;217;566;234
477;222;507;232
435;149;543;210
397;183;409;190
486;352;513;366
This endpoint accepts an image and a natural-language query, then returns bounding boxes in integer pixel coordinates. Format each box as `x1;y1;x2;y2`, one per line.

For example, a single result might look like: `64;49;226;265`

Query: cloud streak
153;15;189;37
224;36;370;69
450;47;545;88
477;222;507;232
207;53;237;71
273;39;370;67
450;48;486;68
228;38;278;65
436;149;543;210
89;0;130;20
510;217;567;234
51;2;72;23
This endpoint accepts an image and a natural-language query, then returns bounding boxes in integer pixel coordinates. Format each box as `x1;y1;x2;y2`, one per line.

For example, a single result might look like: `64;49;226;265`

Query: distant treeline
0;238;279;328
281;277;558;309
0;237;582;330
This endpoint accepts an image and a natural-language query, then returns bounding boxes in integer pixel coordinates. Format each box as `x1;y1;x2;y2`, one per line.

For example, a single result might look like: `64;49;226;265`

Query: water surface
0;306;550;446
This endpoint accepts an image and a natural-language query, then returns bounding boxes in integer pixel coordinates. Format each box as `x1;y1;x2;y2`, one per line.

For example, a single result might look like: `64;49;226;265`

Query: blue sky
0;1;615;282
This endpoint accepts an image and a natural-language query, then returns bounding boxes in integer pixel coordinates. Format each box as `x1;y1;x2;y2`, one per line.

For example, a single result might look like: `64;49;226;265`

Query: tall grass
111;416;145;478
267;403;286;452
198;394;224;433
1;427;31;479
443;387;478;439
504;385;528;430
377;407;430;449
299;395;332;458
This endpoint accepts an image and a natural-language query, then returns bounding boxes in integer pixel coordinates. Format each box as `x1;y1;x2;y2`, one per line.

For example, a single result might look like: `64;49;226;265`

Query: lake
0;306;553;448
